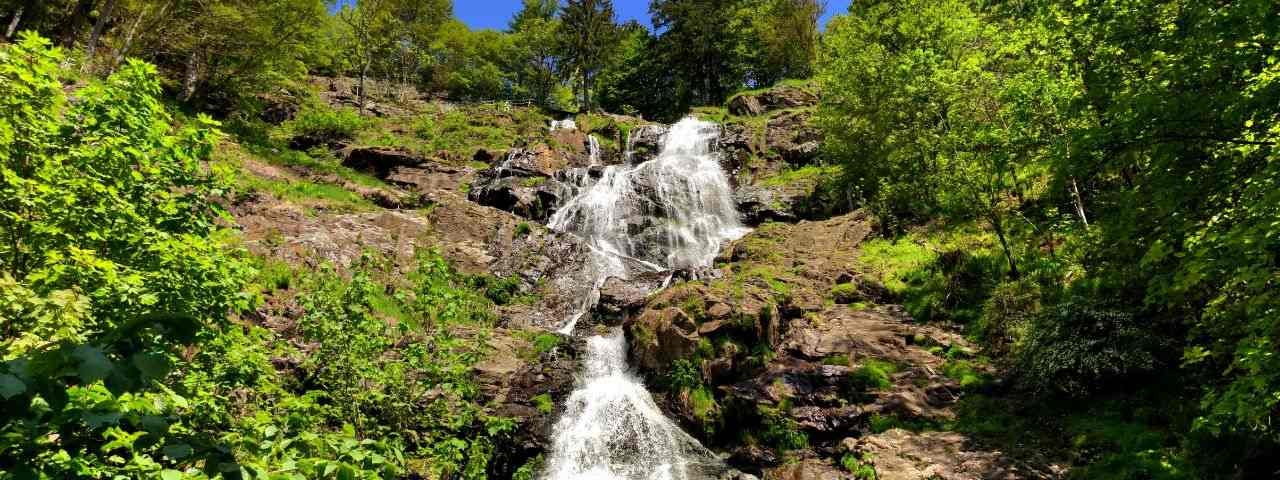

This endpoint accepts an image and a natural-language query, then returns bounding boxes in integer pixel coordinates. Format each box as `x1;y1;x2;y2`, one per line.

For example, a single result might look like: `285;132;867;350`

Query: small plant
841;452;878;479
850;358;899;391
532;393;555;414
515;222;532;237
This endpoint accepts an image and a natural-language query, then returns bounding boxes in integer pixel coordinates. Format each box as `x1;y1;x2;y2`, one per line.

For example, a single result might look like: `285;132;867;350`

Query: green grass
239;174;376;211
758;164;842;188
857;225;1003;325
941;359;989;389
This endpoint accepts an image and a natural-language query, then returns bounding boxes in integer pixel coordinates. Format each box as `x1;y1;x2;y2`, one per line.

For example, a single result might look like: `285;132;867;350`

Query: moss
850;358;899;391
514;222;532;237
532;393;554;414
520;176;546;187
758;164;842;188
689;386;721;436
830;282;861;303
822;353;851;367
941;359;990;389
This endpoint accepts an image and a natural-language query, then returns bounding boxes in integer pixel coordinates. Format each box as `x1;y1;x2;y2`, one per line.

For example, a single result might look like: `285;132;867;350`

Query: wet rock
627;124;668;164
727;85;819;117
729;445;781;469
596;271;670;321
477;330;584;479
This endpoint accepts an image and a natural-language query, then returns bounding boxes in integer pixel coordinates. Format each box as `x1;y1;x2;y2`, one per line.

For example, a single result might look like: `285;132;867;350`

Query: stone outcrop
476;331;583;478
627;124;668;164
727;84;818;117
616;211;1058;478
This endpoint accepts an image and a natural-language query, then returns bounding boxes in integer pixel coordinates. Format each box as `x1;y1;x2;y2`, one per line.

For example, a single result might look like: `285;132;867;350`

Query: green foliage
1016;298;1160;397
840;451;878;480
532;394;554;414
0;34;253;477
849;359;898;392
284;104;369;142
940;359;989;390
757;404;808;451
667;359;703;392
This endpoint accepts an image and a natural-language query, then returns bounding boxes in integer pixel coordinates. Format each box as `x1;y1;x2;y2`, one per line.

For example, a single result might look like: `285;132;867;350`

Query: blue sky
334;1;852;31
455;1;853;31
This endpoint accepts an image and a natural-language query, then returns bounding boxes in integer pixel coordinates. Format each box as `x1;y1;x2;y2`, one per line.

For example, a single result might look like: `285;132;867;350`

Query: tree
559;0;619;112
738;0;821;86
651;0;747;107
509;0;562;105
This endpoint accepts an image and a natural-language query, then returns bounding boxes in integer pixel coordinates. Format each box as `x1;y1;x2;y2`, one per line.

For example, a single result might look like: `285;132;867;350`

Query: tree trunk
5;7;22;38
110;5;149;71
357;61;369;115
1070;176;1089;229
181;49;201;101
991;213;1020;280
83;0;118;72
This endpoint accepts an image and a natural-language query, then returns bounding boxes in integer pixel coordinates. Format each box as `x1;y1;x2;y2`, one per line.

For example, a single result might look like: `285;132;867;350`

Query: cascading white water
587;134;602;166
543;118;748;480
551;118;579;131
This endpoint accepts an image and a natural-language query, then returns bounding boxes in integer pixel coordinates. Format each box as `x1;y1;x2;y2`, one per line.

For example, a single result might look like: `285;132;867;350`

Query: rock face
476;331;583;478
727;84;818;117
765;110;821;165
467;169;562;222
627;124;668;164
849;429;1058;480
617;211;1056;478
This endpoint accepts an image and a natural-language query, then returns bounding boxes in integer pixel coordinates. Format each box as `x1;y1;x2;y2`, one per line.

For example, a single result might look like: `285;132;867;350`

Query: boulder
627;307;700;372
467;170;562;222
734;185;800;224
627;124;668;164
765;110;821;165
727;94;766;116
342;146;429;176
728;85;819;117
596;271;671;321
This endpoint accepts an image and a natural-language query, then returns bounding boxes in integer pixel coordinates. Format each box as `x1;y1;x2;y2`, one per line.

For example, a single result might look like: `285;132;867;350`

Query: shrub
1016;297;1159;397
285;104;368;142
0;35;257;477
840;452;878;479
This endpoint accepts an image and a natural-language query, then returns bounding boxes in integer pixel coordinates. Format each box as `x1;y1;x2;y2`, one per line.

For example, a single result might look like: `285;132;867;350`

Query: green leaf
0;374;26;400
160;469;183;480
73;346;114;383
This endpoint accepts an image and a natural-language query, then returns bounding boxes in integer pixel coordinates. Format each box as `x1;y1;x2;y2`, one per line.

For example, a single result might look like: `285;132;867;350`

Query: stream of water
542;118;748;480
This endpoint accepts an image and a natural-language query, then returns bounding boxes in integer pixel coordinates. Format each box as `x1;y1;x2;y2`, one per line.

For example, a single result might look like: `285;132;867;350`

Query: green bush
285;104;368;141
0;35;258;477
1016;297;1159;397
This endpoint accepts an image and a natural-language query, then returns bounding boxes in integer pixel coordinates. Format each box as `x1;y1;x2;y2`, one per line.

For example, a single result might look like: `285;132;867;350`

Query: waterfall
551;118;578;131
587;134;602;166
543;118;747;480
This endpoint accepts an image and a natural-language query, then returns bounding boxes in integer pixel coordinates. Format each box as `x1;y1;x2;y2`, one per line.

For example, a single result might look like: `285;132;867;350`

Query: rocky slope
228;78;1063;479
